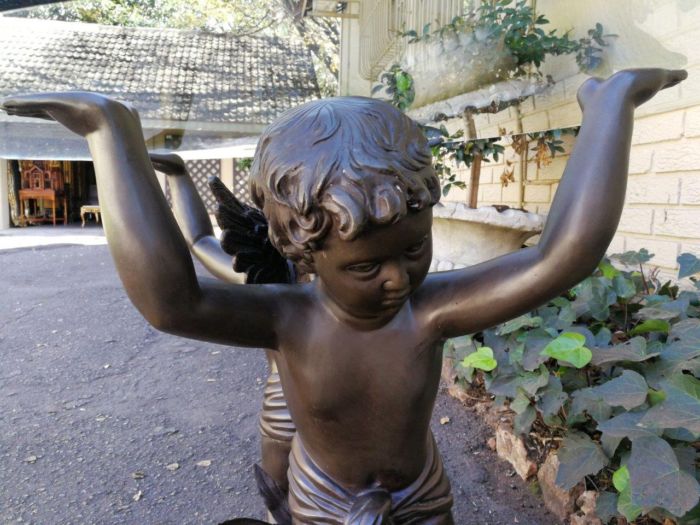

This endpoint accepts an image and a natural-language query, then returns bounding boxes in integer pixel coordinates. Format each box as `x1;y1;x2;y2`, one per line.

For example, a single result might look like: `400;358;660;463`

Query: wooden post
464;110;481;209
515;102;527;210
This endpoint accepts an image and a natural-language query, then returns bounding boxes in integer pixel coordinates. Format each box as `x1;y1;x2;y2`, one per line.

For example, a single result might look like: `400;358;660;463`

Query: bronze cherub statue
1;67;686;524
149;152;298;522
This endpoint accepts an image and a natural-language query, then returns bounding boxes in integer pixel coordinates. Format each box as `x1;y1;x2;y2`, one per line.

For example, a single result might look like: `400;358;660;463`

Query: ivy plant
445;250;700;523
372;63;415;111
424;124;505;196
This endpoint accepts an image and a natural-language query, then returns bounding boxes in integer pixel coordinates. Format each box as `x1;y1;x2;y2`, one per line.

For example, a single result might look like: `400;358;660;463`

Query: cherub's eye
346;262;380;274
405;237;427;256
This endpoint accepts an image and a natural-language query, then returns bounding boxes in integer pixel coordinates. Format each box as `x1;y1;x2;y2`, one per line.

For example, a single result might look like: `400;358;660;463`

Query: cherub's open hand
149;152;188;176
1;91;138;137
578;68;687;110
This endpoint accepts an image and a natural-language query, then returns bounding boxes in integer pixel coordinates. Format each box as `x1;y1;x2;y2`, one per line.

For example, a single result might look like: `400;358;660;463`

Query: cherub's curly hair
250;96;440;272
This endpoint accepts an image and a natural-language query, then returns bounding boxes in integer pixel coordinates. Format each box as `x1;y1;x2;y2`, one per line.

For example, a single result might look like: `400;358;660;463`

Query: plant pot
430;202;544;271
401;30;515;108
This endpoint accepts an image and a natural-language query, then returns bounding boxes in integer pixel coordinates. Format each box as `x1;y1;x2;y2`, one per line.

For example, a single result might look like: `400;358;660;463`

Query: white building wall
0;160;9;230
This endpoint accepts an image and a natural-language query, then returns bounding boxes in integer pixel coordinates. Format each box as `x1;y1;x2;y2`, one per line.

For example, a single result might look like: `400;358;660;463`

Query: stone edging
442;357;604;525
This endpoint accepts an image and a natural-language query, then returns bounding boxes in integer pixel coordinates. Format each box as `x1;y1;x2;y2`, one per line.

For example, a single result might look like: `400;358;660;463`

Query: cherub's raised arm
149;153;244;284
1;92;285;348
420;69;687;339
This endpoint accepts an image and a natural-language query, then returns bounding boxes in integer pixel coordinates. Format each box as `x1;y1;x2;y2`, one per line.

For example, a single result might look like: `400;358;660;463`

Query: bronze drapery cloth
287;434;454;524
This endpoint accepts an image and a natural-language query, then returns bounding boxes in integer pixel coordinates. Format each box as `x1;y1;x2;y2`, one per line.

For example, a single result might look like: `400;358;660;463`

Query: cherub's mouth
381;290;410;307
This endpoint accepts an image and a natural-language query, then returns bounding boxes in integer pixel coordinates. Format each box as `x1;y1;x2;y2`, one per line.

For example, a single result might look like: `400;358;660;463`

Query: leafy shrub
401;0;615;77
444;250;700;523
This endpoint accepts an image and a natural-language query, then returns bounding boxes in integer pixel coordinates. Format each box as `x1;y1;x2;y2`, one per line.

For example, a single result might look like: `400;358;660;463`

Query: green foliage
541;332;592;368
444;249;700;522
236;157;253;172
400;0;615;77
423;124;505;196
13;0;279;34
372;64;415;111
461;346;498;371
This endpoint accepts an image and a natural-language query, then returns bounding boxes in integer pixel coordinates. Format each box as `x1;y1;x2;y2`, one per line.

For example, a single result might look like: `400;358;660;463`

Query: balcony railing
358;0;463;81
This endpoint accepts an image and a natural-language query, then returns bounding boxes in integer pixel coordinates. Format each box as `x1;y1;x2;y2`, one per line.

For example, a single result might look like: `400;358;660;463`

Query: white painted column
0;160;10;230
220;158;234;188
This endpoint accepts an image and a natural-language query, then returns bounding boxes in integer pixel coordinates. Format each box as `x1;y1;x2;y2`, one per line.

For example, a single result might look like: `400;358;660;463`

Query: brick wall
443;105;700;277
436;0;700;278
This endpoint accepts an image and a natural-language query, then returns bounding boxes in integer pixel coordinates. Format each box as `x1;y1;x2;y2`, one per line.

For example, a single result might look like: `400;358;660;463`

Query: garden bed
443;250;700;525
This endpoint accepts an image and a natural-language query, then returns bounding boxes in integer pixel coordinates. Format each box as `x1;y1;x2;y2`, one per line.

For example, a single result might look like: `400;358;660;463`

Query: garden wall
443;104;700;278
440;0;700;278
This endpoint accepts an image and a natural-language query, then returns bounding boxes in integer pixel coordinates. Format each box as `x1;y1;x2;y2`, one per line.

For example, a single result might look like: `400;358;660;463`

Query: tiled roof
0;17;320;125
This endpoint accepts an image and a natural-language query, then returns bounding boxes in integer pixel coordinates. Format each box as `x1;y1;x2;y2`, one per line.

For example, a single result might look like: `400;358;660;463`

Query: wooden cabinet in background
18;161;68;226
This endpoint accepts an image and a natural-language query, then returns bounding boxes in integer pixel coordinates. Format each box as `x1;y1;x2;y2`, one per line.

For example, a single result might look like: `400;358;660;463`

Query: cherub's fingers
2;92;80;111
1;107;55;121
662;69;688;90
1;95;64;119
149;152;187;176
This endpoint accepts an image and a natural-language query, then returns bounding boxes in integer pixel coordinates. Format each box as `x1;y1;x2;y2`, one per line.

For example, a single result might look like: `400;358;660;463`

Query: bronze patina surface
1;68;686;524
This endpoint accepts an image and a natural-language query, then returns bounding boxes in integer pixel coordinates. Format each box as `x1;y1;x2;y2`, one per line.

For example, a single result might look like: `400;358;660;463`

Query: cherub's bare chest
282;319;443;421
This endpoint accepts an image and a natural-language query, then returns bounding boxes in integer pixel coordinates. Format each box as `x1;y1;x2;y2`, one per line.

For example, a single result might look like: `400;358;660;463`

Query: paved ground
0;226;556;524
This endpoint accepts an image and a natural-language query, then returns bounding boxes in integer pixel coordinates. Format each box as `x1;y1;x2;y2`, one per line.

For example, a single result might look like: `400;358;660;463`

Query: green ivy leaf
612;248;654;266
592;370;648;410
612;464;630;492
590;337;658;367
600;432;623;458
519;365;550;396
612;274;637;299
541;332;592;368
497;314;542;335
635;306;681;321
536;375;568;417
644;323;700;387
678;252;700;279
595;491;619;524
630;319;671;336
510;388;531;414
648;388;666;406
640;376;700;434
521;330;552;371
514;404;537;435
572;277;617;321
597;410;659;440
395;72;412;92
555;431;608;490
461;346;498;371
668;373;700;397
570;387;612;422
599;259;619;279
628;436;700;516
665;427;700;442
613;465;644;522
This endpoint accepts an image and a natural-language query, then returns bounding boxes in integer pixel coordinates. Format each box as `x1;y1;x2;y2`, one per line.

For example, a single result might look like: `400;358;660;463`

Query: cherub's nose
382;261;409;291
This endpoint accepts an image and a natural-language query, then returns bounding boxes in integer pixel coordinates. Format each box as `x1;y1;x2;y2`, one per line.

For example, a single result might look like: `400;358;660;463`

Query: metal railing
358;0;463;81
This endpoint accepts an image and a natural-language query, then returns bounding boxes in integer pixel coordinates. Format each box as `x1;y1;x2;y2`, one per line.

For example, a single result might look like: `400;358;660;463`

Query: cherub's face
312;208;433;328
